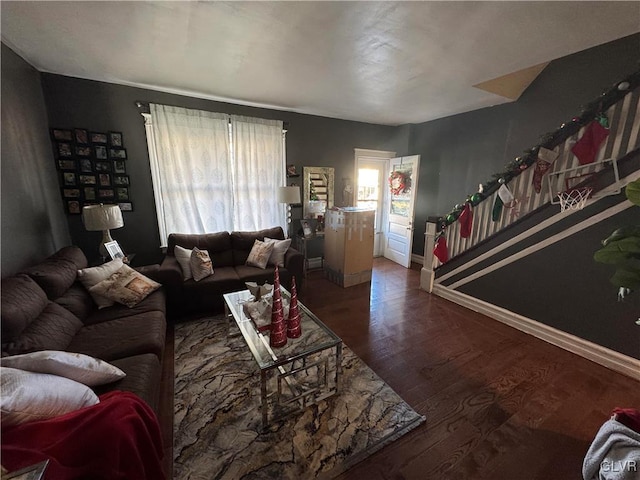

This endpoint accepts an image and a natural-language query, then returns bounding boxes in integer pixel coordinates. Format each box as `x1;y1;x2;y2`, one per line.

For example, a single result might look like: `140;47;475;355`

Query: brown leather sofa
0;246;166;413
158;226;304;316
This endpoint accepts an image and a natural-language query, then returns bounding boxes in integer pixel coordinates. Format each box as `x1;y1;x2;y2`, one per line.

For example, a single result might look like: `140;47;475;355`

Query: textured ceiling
2;1;639;125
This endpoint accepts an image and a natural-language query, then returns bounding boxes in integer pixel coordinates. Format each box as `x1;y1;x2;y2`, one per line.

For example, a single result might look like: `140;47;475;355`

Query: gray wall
458;200;640;359
409;33;640;255
1;44;70;276
40;75;408;264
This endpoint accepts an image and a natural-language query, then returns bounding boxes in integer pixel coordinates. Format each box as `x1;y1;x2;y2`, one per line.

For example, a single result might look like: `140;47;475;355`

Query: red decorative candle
287;277;302;338
270;266;287;347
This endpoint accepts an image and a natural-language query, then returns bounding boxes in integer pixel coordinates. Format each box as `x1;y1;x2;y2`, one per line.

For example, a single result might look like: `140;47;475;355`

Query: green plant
593;178;640;300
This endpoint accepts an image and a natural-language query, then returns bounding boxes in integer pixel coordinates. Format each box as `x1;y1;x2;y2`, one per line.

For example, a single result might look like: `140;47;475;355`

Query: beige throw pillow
77;258;124;308
174;245;193;280
264;237;291;267
89;265;161;308
190;247;213;282
0;367;99;427
246;240;275;269
0;350;125;387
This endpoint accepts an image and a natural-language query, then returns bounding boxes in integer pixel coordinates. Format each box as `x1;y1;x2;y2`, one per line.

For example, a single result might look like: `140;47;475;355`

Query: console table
296;233;324;277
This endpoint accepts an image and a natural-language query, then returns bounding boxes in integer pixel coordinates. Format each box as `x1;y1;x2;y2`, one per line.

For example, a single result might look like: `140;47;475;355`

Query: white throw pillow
77;258;124;308
174;245;193;280
0;367;99;427
89;264;162;308
0;351;125;387
190;247;214;282
246;240;275;269
264;237;292;268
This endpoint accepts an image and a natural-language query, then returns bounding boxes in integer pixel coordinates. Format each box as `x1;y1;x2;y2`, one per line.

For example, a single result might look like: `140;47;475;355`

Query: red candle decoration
269;266;287;348
287;277;302;338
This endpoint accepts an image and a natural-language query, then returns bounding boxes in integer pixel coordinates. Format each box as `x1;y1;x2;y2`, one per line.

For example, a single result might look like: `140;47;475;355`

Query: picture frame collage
51;128;133;214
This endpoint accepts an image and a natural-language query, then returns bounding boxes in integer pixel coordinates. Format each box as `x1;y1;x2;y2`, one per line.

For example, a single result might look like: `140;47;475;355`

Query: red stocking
532;147;558;194
433;235;448;263
571;120;609;165
458;203;473;238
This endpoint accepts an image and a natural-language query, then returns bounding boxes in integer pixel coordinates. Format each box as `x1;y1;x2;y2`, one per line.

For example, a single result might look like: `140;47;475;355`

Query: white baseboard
432;284;640;381
411;253;424;265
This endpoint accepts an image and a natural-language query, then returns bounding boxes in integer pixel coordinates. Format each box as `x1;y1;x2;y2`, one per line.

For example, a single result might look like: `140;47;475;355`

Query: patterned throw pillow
245;240;275;269
89;265;161;308
190;247;213;282
77;258;124;308
264;237;291;267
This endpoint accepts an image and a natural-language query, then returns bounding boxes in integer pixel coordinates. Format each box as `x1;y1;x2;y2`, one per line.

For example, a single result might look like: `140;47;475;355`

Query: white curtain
231;115;285;231
145;104;286;246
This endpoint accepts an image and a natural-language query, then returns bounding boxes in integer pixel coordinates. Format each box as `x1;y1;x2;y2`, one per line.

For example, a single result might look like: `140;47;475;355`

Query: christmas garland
389;171;408;195
437;69;640;231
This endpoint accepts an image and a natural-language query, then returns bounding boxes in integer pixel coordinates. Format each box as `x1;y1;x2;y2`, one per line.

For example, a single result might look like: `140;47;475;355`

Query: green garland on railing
438;69;640;230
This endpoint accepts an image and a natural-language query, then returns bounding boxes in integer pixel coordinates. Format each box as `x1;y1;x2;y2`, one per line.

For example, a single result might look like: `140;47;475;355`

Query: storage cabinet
324;208;375;287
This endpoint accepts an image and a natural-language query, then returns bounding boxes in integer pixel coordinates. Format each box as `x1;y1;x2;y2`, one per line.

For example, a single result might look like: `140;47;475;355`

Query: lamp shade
82;204;124;231
277;186;301;204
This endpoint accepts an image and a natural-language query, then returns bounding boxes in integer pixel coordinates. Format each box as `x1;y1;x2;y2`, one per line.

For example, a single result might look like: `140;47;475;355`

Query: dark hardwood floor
300;258;640;480
160;257;640;479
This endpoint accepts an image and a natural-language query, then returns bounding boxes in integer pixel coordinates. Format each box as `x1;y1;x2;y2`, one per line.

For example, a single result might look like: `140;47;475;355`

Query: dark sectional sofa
0;246;166;412
158;226;304;316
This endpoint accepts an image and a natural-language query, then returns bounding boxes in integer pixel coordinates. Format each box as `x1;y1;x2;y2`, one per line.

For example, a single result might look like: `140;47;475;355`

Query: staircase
420;72;640;380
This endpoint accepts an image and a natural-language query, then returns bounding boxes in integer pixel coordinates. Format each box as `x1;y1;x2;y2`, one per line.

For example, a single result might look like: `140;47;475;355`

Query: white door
356;159;388;256
384;155;420;268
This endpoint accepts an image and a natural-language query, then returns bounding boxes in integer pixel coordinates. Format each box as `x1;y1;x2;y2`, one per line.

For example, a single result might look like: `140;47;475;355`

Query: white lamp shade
82;204;124;231
277;186;301;204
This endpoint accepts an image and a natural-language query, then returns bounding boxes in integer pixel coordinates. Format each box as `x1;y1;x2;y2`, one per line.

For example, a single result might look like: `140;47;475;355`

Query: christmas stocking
571;120;609;165
458;202;473;238
532;147;559;194
433;235;449;263
492;195;503;222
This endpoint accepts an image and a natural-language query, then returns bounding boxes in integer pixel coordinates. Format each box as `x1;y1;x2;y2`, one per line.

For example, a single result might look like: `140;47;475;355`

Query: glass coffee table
223;288;342;431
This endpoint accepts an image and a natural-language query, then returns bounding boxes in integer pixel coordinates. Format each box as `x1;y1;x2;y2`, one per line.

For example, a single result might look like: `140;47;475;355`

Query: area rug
174;316;425;479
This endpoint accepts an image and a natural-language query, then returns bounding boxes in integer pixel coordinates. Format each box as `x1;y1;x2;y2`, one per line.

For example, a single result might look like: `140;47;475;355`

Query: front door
384;155;420;268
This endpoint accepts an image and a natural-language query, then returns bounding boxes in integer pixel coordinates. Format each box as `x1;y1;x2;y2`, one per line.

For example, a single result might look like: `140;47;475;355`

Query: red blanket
1;391;165;480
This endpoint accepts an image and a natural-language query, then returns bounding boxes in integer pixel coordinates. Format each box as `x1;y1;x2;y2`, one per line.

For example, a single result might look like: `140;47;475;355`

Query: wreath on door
389;171;409;195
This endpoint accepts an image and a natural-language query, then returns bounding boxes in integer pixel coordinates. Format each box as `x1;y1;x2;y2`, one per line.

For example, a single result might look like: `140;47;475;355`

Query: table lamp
82;204;124;258
277;186;301;237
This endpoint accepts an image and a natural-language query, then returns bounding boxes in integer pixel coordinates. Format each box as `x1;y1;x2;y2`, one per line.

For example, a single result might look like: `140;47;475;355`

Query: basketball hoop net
557;187;593;212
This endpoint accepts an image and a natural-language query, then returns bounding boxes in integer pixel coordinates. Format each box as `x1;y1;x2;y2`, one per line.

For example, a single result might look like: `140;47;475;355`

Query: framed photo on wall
95;145;107;160
109;148;127;160
90;132;108;144
51;129;72;142
67;200;81;215
115;187;129;201
113;161;126;174
57;159;76;170
118;202;133;212
74;128;89;144
113;175;129;186
84;187;97;201
108;132;123;147
75;145;92;157
79;159;93;173
57;142;73;158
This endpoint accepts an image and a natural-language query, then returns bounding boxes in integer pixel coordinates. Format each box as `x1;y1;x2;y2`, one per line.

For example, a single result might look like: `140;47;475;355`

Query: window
143;104;286;246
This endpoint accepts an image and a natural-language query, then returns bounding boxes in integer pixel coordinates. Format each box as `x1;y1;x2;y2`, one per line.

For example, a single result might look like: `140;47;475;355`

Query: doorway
354;149;395;257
